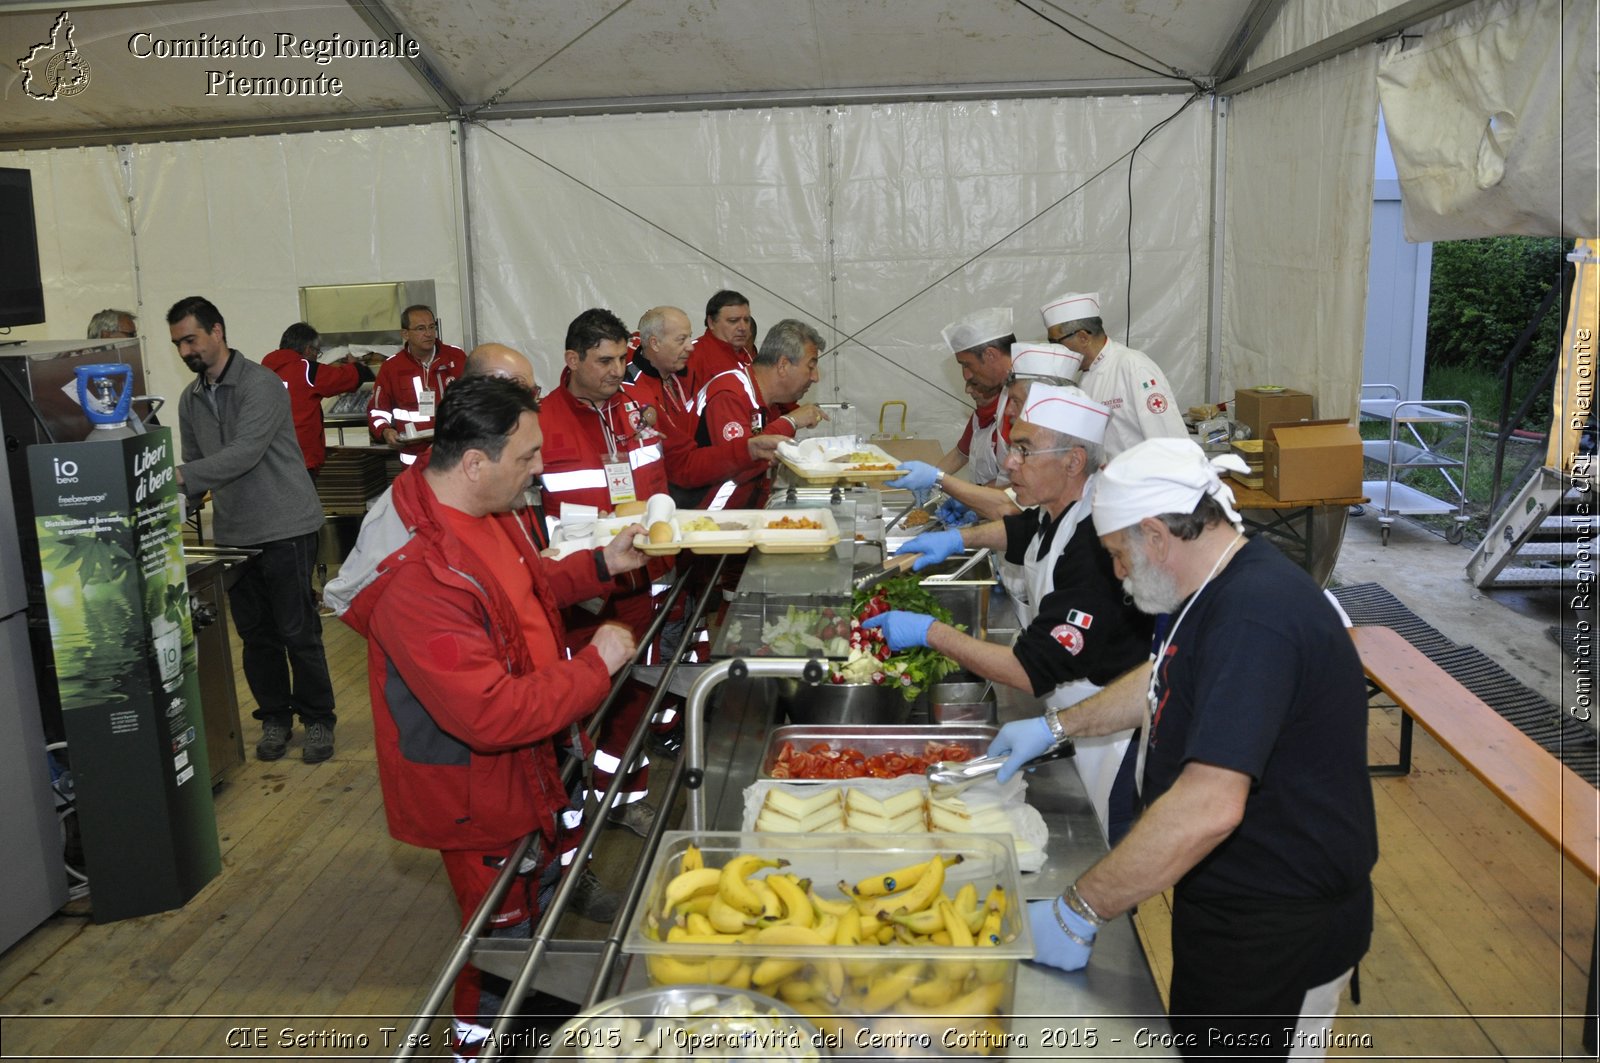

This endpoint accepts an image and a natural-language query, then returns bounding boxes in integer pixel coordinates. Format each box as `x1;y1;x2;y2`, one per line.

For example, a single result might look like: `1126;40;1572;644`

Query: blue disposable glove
895;528;964;571
886;460;940;491
935;497;978;527
989;716;1056;783
1027;897;1096;971
861;610;935;651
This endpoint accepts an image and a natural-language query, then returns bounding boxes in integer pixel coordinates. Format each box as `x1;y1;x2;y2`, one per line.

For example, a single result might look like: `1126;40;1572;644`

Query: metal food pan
757;723;997;778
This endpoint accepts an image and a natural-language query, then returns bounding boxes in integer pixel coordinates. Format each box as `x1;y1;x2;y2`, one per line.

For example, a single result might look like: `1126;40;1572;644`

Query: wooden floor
1;616;1596;1059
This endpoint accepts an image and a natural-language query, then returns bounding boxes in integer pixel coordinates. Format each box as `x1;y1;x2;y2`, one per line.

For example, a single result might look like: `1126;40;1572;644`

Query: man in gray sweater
169;296;336;763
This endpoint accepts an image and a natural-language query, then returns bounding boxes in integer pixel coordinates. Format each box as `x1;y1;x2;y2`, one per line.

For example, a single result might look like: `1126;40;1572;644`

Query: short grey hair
1055;316;1104;338
1025;424;1103;472
87;309;134;338
1123;494;1231;543
637;306;686;345
753;318;826;368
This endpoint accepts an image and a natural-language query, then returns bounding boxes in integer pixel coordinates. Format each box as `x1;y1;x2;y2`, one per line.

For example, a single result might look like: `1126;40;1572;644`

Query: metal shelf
1358;384;1471;545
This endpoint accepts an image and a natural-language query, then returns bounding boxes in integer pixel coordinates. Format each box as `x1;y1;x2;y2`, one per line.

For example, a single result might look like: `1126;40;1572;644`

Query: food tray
544;985;821;1060
777;440;904;485
757;724;998;779
625;832;1031;1048
751;508;841;554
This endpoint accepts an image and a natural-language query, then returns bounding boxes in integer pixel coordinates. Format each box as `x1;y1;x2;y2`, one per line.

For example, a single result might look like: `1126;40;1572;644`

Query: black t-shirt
1003;507;1153;696
1143;536;1379;902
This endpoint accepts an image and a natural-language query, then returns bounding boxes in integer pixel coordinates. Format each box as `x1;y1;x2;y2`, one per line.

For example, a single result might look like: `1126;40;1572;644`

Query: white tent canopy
2;0;1588;448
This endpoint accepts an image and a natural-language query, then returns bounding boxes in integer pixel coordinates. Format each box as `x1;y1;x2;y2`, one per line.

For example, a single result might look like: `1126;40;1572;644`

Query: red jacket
261;348;367;472
686;330;751;398
537;385;669;518
621;361;766;498
325;459;615;852
367;342;467;463
694;366;794;509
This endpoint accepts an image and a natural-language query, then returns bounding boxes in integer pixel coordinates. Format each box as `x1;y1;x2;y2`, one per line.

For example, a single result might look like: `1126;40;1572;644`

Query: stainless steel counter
616;588;1177;1058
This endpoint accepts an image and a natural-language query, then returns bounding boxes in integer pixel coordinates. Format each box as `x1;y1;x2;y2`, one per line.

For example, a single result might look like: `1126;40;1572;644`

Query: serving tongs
883;486;947;536
852;551;920;592
922;546;990;583
925;740;1075;798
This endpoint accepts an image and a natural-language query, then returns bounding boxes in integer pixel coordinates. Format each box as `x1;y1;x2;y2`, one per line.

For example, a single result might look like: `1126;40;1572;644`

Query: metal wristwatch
1044;705;1069;744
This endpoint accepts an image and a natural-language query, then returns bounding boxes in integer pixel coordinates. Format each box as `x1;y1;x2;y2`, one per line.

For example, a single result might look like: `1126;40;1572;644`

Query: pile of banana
641;845;1015;1049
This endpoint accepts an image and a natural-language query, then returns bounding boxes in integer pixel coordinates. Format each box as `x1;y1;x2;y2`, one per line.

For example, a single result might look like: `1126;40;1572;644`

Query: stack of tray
1229;437;1264;489
315;447;389;513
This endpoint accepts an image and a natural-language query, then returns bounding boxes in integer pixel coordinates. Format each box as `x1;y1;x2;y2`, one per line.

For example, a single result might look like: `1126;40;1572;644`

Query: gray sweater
178;350;324;546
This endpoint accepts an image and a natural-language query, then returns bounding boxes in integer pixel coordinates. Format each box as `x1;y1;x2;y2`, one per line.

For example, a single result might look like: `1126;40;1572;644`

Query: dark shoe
608;801;656;838
303;721;334;764
256;721;291;762
567;867;621;923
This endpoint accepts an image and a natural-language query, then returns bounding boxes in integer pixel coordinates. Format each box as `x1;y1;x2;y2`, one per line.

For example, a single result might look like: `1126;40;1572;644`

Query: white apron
966;393;1007;486
1020;478;1133;842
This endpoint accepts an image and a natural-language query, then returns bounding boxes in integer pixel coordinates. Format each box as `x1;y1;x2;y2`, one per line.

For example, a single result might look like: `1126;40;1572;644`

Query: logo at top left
18;12;91;101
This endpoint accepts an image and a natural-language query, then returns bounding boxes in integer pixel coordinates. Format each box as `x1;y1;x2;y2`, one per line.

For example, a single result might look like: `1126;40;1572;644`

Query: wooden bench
1351;624;1598;881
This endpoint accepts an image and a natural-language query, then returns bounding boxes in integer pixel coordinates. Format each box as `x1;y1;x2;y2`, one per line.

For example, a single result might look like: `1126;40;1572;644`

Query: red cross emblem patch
722;421;746;441
1050;623;1085;655
1146;392;1169;414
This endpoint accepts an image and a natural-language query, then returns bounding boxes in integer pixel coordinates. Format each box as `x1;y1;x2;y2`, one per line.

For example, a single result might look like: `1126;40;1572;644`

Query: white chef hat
1010;342;1084;383
1092;437;1250;536
1040;291;1101;330
1017;383;1110;445
941;307;1014;354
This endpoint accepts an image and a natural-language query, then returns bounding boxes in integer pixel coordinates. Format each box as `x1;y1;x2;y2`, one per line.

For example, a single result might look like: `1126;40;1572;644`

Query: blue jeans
225;530;335;727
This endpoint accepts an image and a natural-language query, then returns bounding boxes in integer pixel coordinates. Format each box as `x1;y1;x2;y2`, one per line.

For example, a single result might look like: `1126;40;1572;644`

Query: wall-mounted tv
0;168;45;328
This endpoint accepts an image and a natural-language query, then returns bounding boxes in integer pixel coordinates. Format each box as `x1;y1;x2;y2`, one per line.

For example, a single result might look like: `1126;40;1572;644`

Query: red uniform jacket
621;360;766;502
368;342;467;463
261;348;366;472
686;330;751;398
327;459;615;852
694;366;795;509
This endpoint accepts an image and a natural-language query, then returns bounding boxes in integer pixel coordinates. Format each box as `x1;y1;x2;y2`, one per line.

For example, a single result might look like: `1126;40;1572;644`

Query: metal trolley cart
1358;383;1473;545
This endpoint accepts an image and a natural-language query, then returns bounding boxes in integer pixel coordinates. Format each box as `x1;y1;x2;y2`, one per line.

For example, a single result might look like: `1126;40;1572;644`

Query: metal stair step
1538;515;1595;534
1512;540;1585;561
1489;566;1585;588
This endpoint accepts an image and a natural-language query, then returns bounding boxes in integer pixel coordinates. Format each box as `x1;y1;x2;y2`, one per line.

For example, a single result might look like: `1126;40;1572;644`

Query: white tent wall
1221;46;1382;421
1243;0;1414;70
468;94;1212;444
6;123;463;449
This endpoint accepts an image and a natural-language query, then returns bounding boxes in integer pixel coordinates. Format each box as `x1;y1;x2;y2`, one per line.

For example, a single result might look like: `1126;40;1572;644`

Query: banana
944;979;1007;1016
764;873;815;927
875;923;897;944
665;927;747;944
834;906;863;947
661;866;721;913
685;911;715;937
871;854;955;918
645;953;742;986
983;884;1007;916
931;930;953;946
725;962;753;990
977;907;1003;946
752;955;808;987
776;976;822;1003
708;893;757;933
809;891;855;918
953;882;979;917
862;960;924;1012
964;903;988;935
680;844;704;872
851;853;959;898
812;912;839;943
673;893;715;919
817;956;846;1002
907;973;960;1007
939;897;975;947
751;878;784;922
892;924;928;946
753;924;829;946
887;907;946;935
719;855;787;915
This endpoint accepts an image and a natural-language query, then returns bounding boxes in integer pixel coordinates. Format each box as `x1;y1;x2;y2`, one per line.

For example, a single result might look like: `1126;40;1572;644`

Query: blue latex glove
894;528;963;571
1028;897;1096;971
861;610;935;651
989;716;1056;783
935;497;978;527
886;460;940;491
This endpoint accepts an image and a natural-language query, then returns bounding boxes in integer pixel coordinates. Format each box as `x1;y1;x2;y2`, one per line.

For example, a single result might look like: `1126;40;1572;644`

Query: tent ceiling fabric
2;0;1259;146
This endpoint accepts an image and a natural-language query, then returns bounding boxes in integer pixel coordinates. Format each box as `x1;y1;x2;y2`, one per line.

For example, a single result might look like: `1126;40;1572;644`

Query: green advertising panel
29;429;220;923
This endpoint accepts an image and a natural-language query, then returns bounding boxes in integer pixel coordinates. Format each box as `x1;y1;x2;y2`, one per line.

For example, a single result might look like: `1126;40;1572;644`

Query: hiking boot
608;800;656;838
566;867;621;923
256;721;291;762
303;721;335;764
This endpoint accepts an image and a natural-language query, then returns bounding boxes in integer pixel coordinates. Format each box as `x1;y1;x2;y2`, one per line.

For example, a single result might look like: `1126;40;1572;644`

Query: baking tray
757;723;998;779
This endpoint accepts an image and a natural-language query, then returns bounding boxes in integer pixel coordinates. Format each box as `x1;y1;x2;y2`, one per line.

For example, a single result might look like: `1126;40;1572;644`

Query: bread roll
613;500;646;517
648;521;675;545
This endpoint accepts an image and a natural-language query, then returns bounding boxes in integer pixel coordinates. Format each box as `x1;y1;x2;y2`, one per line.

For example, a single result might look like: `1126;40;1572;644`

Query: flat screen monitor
0;168;45;328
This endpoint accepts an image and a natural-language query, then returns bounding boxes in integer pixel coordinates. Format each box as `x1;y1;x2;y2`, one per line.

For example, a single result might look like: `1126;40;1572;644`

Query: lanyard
1135;531;1244;793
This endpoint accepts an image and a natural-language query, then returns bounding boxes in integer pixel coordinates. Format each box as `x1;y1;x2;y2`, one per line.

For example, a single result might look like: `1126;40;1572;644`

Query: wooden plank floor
2;608;1597;1058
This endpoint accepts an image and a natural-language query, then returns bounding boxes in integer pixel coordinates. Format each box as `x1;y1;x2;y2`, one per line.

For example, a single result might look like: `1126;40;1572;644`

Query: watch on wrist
1044;706;1069;743
935;469;946;487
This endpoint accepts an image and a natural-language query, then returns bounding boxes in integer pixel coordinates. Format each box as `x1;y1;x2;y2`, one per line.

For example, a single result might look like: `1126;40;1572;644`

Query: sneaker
566;867;621;923
303;721;334;764
608;801;656;838
256;721;291;761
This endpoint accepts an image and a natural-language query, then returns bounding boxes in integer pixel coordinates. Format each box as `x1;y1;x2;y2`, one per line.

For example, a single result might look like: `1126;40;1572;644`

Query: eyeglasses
1005;442;1077;463
405;321;439;333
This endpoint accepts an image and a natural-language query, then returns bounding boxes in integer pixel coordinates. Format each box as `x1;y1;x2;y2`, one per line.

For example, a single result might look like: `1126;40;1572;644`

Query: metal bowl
542;984;824;1059
773;676;920;726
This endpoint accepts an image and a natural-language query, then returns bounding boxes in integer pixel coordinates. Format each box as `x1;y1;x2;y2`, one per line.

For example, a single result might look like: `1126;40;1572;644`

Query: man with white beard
990;437;1378;1061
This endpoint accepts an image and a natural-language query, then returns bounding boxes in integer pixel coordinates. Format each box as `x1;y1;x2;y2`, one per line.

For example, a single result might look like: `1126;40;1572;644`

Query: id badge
604;457;637;506
418;389;437;418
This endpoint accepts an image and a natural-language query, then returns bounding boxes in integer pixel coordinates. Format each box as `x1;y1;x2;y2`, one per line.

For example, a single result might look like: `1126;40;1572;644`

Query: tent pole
1205;95;1229;405
450;119;478;351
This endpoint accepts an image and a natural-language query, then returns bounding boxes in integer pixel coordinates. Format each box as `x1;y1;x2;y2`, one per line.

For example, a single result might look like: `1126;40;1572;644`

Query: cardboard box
1264;419;1363;501
1234;386;1315;439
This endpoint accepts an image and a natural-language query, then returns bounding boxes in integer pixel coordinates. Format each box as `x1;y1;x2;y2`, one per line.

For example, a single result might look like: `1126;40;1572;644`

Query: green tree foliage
1427;236;1571;373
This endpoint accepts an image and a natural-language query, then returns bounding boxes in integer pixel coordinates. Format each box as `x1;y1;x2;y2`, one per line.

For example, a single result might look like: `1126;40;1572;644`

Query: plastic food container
625;832;1032;1054
542;984;824;1060
757;724;998;779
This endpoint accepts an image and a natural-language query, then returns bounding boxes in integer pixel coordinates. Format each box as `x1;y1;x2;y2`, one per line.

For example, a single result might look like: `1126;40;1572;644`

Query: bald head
464;343;537;391
637;306;694;376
